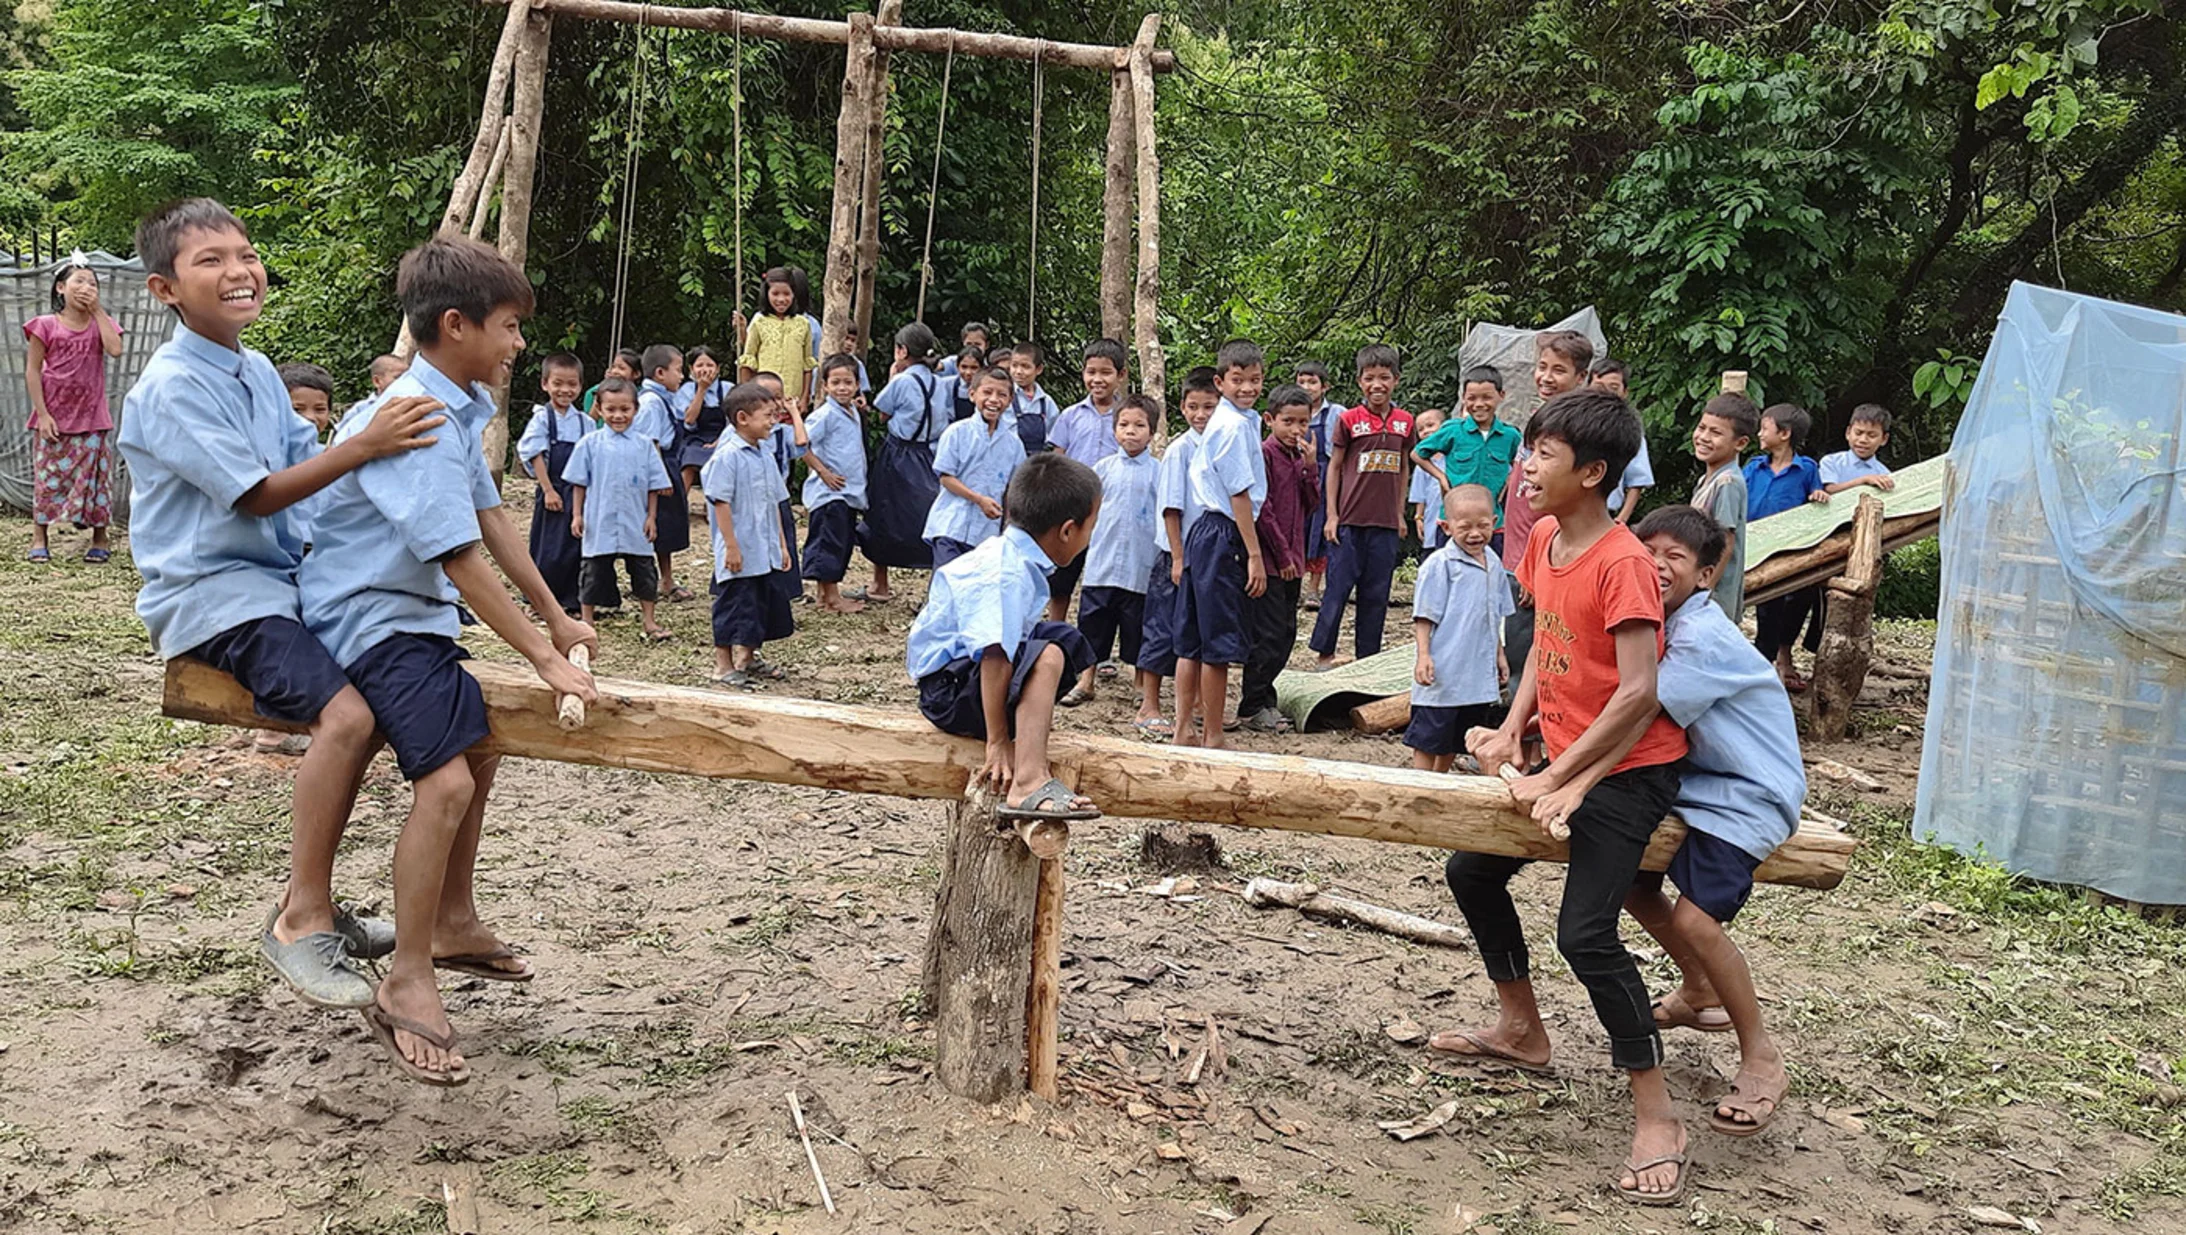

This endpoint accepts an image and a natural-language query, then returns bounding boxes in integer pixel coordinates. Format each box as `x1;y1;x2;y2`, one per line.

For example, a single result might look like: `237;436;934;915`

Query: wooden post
851;0;901;353
820;12;876;364
1098;61;1135;342
1127;15;1164;433
1349;693;1410;736
1026;849;1067;1101
1811;493;1885;740
479;6;553;486
443;0;535;235
924;789;1044;1102
467;125;513;239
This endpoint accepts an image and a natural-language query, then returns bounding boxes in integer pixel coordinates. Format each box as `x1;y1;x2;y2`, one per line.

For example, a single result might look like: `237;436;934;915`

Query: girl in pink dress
23;263;124;562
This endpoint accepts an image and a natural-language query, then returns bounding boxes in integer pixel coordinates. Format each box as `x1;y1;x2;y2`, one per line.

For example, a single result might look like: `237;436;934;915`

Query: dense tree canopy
4;0;2180;466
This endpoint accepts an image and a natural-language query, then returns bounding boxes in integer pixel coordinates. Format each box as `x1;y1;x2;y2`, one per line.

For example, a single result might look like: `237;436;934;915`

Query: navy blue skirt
654;444;692;555
861;436;938;569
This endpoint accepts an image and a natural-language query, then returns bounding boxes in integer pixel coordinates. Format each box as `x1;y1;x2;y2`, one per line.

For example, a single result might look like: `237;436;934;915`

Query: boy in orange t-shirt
1436;386;1694;1207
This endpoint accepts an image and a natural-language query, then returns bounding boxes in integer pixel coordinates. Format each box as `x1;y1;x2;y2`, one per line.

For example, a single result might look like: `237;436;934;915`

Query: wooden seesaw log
162;657;1857;890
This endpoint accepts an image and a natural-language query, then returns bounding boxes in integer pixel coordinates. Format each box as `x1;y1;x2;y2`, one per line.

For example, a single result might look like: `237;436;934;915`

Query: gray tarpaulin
1458;307;1609;427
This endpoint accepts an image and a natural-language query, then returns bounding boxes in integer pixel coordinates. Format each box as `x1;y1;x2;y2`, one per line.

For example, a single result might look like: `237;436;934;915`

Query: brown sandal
1612;1151;1689;1206
433;948;535;983
361;1003;470;1086
1708;1070;1788;1137
1425;1029;1553;1075
1653;990;1734;1033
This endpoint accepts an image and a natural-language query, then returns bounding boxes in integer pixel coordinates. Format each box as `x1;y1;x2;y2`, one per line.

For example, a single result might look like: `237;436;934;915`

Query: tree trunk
1100;64;1135;342
483;7;552;487
925;789;1042;1103
467;125;513;239
1810;494;1884;741
1127;15;1165;435
820;13;876;363
851;0;901;353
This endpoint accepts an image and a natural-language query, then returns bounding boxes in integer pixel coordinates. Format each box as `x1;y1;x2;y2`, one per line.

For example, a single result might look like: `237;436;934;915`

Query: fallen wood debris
1241;878;1471;949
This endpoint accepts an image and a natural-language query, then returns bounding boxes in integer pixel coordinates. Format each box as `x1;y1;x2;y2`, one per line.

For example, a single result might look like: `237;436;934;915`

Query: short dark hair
1083;338;1129;371
1264;383;1311;417
1590;358;1630;382
613;347;643;372
1524;387;1641;494
641;344;682;378
724;380;775;422
1005;453;1101;536
1461;365;1505;392
1535;329;1594;373
369;354;408;380
1181;368;1220;401
687;344;720;367
1215;339;1265;376
818;352;861;384
1294;360;1330;382
542;352;583;379
1116;395;1157;430
594;376;639;406
276;362;334;398
134;198;248;280
1634;504;1728;569
895;322;939;366
956;345;987;368
1700;393;1759;441
1355;343;1400;375
960;320;990;343
1013;340;1047;369
397;236;535;345
972;365;1015;392
1761;402;1812;449
1850;403;1894;433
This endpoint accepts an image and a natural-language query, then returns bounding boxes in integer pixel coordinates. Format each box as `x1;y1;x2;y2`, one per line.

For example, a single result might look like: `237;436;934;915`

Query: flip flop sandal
642;628;676;643
83;548;111;564
1132;718;1174;741
361;1003;471;1086
26;548;49;563
748;660;787;681
713;670;757;690
666;586;699;603
843;587;889;604
1060;687;1093;708
997;776;1103;823
1425;1029;1553;1075
1708;1075;1787;1138
1653;991;1734;1034
1096;662;1119;681
1612;1152;1689;1206
433;948;535;983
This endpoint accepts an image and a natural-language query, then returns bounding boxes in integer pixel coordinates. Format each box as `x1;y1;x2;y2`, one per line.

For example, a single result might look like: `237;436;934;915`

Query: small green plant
1912;348;1980;411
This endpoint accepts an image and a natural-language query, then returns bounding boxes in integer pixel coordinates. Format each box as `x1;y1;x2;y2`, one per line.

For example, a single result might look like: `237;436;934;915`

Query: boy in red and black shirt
1238;385;1320;732
1310;343;1415;668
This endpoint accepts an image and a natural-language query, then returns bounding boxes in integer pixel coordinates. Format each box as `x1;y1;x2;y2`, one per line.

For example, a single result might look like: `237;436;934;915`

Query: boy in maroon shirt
1311;343;1415;668
1238;386;1320;732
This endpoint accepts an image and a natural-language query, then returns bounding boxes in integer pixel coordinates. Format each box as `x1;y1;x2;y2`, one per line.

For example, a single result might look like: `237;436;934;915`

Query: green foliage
1876;535;1942;621
1911;348;1982;411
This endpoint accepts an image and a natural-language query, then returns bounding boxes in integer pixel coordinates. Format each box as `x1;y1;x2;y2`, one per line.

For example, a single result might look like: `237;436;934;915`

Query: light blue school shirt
1818;449;1890;488
876;367;949;442
1604;435;1655;515
1152;430;1201;556
1047;397;1119;466
1408;465;1445;549
119;326;319;659
1086;448;1158;591
802;399;868;510
1658;590;1806;861
517;403;591;469
562;425;671;557
1189;400;1268;521
1307;400;1337;464
299;354;502;670
924;415;1026;545
675;379;730;435
634;379;680;449
936;355;960;378
701;434;788;581
905;524;1055;678
1410;544;1513;708
854;357;872;394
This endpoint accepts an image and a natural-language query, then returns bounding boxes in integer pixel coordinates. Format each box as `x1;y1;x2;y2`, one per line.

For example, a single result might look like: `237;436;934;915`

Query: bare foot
822;598;867;614
1617;1119;1688;1199
1714;1055;1789;1132
1314;655;1338;670
375;972;465;1078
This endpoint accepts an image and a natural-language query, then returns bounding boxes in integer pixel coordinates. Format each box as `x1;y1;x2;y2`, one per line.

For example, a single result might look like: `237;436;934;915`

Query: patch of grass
559;1095;659;1150
1352;1201;1425;1235
730;903;807;948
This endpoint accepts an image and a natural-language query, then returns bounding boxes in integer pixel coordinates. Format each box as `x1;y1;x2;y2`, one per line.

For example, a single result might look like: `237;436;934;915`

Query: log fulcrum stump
1810;492;1885;741
1349;692;1410;736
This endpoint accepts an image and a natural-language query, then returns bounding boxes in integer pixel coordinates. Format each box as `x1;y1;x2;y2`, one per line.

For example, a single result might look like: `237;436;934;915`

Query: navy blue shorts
1405;701;1496;757
1078;585;1144;667
190;616;349;725
1137;552;1179;677
1636;827;1763;924
1048;548;1087;603
917;621;1094;739
1177;515;1248;666
344;633;488;781
927;536;977;569
712;574;781;649
801;500;858;583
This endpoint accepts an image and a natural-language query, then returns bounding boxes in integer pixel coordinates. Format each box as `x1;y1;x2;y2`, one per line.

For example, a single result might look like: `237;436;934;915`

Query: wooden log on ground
923;789;1042;1102
1350;692;1410;736
1127;15;1165;434
1745;507;1939;605
1242;878;1471;949
163;658;1857;889
1026;852;1066;1101
850;0;900;352
1099;63;1135;341
819;12;875;363
482;0;1178;71
1811;493;1884;741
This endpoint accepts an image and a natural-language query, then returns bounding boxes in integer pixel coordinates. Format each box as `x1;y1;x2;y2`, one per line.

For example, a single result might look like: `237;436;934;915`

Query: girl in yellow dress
738;267;818;411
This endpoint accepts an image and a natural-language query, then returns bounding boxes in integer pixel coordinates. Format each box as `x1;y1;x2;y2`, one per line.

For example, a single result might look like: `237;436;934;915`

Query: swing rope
732;9;744;336
914;37;955;322
1026;43;1045;340
608;4;655;357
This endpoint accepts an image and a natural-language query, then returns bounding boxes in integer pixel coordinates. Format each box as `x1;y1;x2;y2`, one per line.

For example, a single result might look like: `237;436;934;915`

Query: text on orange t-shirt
1517;517;1689;774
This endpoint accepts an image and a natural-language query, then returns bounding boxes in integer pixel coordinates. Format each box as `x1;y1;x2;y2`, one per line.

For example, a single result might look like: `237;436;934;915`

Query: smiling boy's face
543;367;582;408
824;365;859;405
288;386;332;433
150;225;266;346
598;390;637;431
1082;356;1122;402
1181;389;1220;432
974;374;1014;422
1644;530;1715;611
1461;381;1502;426
1534;351;1581;400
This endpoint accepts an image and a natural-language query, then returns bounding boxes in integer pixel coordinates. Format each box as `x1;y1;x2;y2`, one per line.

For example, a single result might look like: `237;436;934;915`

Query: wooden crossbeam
482;0;1179;71
161;658;1856;889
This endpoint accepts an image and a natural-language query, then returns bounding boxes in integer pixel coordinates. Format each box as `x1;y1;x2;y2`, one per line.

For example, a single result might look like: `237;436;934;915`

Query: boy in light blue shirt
924;366;1028;567
636;344;696;602
1406;408;1447;553
906;453;1103;822
1818;403;1895;495
1591;360;1654;523
564;379;673;640
1066;396;1159;714
300;235;596;1086
1405;485;1512;772
1173;340;1269;751
1007;341;1059;457
1133;370;1221;739
702;382;794;688
517;353;591;615
800;355;869;614
120;199;441;1010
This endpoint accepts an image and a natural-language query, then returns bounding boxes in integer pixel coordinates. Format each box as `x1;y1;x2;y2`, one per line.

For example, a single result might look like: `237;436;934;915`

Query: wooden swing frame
420;0;1175;477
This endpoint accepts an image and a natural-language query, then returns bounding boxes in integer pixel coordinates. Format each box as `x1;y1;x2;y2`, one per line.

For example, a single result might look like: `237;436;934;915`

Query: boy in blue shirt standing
1406;484;1512;772
1818;403;1894;495
121;198;443;1010
636;344;697;603
1173;340;1268;751
1043;338;1131;622
703;382;795;688
907;453;1104;822
924;367;1028;567
1065;396;1159;712
301;236;598;1085
1743;402;1825;689
564;379;674;640
1133;369;1222;741
1007;341;1058;457
800;354;869;615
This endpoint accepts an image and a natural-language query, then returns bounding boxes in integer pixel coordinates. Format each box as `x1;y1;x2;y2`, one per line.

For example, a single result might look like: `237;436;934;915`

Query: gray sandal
997;777;1102;823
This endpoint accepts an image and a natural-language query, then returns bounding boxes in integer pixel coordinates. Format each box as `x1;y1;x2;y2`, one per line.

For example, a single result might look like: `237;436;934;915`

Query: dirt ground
4;496;2186;1235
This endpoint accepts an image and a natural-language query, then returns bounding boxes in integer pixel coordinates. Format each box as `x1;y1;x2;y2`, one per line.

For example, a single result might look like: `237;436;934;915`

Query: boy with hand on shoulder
1173;341;1269;751
1008;341;1058;457
1743;402;1825;689
517;353;590;617
1294;361;1335;611
1134;368;1221;741
1440;386;1693;1206
1690;393;1756;620
1044;338;1131;621
1819;403;1895;495
1406;408;1447;554
1414;366;1520;553
800;354;870;614
907;453;1105;822
1591;359;1653;523
564;378;674;640
300;235;597;1085
122;199;444;1009
703;381;795;689
1238;385;1319;734
1064;396;1159;711
925;366;1028;568
1311;343;1415;668
1406;484;1511;772
635;344;697;603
